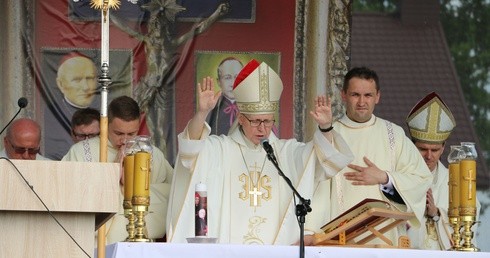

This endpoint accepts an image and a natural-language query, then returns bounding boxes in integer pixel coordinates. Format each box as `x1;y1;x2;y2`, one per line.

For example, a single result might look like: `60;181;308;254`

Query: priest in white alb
306;67;433;247
63;96;173;244
166;60;353;245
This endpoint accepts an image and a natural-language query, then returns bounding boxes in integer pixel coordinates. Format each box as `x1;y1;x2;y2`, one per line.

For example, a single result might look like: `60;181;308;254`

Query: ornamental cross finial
90;0;121;10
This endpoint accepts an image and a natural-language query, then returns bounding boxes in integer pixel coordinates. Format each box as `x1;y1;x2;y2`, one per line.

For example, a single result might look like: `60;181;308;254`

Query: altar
101;242;490;258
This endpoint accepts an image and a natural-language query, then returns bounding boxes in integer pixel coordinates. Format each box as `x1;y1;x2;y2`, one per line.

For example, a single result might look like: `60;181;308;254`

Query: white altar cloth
101;242;490;258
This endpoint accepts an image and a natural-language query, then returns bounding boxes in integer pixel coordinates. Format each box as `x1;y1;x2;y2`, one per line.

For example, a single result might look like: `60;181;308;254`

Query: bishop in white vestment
405;92;481;250
166;60;353;245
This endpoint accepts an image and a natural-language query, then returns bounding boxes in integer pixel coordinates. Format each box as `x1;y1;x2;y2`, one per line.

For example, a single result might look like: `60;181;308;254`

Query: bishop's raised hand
197;76;222;114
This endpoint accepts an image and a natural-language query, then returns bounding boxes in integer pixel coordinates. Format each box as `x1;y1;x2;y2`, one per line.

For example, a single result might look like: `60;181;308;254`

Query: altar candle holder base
458;215;479;252
123;200;136;242
448;216;462;251
131;204;152;242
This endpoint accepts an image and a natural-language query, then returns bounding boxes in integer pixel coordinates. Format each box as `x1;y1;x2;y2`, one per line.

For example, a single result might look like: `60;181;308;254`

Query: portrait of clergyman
195;51;281;136
40;48;133;160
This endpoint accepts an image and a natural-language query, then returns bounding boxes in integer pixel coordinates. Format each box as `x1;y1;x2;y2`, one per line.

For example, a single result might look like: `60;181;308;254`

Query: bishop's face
238;113;275;145
415;141;445;172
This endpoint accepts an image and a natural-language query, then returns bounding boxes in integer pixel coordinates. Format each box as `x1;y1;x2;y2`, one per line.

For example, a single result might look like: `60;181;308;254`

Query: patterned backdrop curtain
1;0;351;163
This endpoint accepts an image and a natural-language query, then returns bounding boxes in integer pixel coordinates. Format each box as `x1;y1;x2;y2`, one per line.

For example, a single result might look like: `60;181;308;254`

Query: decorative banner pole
89;1;120;257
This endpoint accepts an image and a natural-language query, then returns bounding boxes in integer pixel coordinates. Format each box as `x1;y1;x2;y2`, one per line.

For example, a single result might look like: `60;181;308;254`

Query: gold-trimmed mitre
232;59;283;115
406;92;456;144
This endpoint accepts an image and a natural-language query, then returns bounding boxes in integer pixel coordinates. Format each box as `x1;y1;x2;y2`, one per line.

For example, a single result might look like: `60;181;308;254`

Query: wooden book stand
313;199;414;248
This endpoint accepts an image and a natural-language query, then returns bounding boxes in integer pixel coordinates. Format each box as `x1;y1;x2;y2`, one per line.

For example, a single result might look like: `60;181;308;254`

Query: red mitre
233;59;260;89
407;92;440;117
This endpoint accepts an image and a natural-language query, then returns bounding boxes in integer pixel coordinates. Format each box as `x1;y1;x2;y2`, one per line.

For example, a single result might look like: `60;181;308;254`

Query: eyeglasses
72;131;99;140
242;115;275;127
9;142;40;155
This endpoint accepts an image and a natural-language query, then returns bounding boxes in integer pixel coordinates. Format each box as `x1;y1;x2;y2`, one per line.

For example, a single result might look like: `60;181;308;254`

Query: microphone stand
0;106;24;135
265;151;311;258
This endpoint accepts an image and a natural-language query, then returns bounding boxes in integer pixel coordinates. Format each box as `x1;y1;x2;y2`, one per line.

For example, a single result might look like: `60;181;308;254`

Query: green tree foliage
353;0;490;167
439;0;490;166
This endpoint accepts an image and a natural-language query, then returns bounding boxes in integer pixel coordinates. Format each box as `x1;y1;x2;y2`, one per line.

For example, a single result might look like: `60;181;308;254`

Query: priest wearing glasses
167;60;354;245
1;118;50;160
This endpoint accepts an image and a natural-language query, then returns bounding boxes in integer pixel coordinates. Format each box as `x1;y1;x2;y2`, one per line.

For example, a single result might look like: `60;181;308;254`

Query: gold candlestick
123;158;135;242
131;150;151;242
122;139;137;241
447;145;464;250
123;201;136;241
458;142;479;252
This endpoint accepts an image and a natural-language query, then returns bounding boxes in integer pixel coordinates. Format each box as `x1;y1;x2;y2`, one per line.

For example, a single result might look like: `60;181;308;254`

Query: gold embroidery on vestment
238;145;271;208
243;216;266;244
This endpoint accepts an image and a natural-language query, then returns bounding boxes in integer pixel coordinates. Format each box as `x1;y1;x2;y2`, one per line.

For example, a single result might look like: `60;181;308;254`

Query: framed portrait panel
195;51;281;136
39;47;133;160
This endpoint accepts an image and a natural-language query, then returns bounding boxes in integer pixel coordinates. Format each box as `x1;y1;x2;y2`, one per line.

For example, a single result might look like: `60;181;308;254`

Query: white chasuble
326;115;432;246
167;122;354;245
230;145;279;244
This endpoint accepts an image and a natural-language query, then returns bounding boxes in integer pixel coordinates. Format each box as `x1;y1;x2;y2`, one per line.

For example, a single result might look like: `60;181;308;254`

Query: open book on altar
313;198;415;248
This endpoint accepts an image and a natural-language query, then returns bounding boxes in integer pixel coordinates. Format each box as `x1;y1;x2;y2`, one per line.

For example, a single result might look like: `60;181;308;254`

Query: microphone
0;97;29;135
261;138;273;154
18;97;28;108
261;138;277;163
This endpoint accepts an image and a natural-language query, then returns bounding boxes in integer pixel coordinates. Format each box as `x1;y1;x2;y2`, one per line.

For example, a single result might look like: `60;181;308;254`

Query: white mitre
406;92;456;144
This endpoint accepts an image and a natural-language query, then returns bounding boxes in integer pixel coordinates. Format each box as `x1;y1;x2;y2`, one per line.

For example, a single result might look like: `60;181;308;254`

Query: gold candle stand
448;216;462;250
456;143;479;252
131;196;151;242
459;159;478;251
447;156;462;250
459;213;479;252
123;200;136;241
130;151;152;242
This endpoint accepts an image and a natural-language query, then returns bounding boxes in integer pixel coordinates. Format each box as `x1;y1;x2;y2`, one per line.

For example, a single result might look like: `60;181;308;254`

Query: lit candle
459;159;477;213
448;162;460;217
123;154;135;202
195;182;208;237
133;151;151;199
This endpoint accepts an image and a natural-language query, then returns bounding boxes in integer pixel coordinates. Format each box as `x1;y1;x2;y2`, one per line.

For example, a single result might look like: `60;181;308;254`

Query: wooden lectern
0;159;120;258
313;199;415;248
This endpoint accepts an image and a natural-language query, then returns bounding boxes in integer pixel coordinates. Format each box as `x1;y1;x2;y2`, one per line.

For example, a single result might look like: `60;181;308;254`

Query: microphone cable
1;157;91;258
